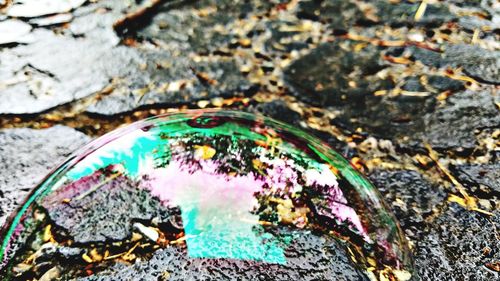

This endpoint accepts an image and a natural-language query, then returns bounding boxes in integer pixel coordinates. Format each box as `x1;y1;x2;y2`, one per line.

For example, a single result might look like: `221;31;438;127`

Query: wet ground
0;0;499;280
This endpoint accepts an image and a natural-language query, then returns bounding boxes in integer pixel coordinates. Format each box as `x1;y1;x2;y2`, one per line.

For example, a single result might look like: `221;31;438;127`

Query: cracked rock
0;29;145;114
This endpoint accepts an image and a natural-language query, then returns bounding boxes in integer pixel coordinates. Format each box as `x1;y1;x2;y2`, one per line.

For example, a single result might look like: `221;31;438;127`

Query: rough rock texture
0;0;499;280
414;205;499;280
0;29;146;114
82;232;369;281
415;89;499;151
451;163;500;194
296;0;365;29
284;41;392;107
249;100;302;126
43;172;172;243
443;45;500;85
0;126;90;227
370;169;499;280
374;1;454;27
369;170;447;230
86;58;255;115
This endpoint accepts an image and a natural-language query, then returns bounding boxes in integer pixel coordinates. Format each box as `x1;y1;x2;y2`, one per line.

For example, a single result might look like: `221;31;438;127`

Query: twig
425;143;493;216
74;171;122;201
414;0;428;22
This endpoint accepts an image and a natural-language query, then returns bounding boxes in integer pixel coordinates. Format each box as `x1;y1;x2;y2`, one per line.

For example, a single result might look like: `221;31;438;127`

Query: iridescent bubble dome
0;110;412;280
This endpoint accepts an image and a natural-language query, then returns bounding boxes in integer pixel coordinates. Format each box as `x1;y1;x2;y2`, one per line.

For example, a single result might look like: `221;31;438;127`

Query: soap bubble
0;110;412;280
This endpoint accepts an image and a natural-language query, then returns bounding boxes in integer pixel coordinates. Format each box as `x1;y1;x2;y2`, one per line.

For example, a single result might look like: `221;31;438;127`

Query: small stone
7;0;86;18
418;89;500;151
0;19;32;45
39;266;61;281
29;13;74;27
133;222;159;242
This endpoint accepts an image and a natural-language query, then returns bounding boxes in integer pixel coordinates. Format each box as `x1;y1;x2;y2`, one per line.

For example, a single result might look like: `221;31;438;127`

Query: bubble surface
0;110;412;280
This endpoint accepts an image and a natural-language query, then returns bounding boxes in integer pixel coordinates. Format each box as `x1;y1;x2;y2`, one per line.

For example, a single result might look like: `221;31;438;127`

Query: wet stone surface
0;0;499;280
451;163;500;194
0;29;146;114
85;58;255;115
44;172;173;243
284;41;392;107
81;234;369;281
369;170;447;230
296;0;365;29
370;169;499;280
373;1;454;27
413;89;499;151
414;205;500;280
0;112;412;280
0;126;90;227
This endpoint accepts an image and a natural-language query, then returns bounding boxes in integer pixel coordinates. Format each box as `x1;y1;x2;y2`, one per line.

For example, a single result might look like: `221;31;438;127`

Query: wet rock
451;163;500;194
6;0;86;18
0;0;497;279
410;45;500;85
8;0;259;116
374;1;454;27
284;41;392;106
332;91;435;141
369;170;447;230
69;0;141;40
401;76;426;92
44;172;172;243
80;231;368;281
249;100;355;157
135;0;273;54
0;19;32;45
414;205;499;280
426;75;464;92
408;46;444;68
401;75;464;93
86;58;255;115
330;87;497;152
296;0;365;29
371;169;499;280
458;16;499;32
443;45;500;85
0;29;146;114
416;89;500;151
250;100;302;126
0;126;90;227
